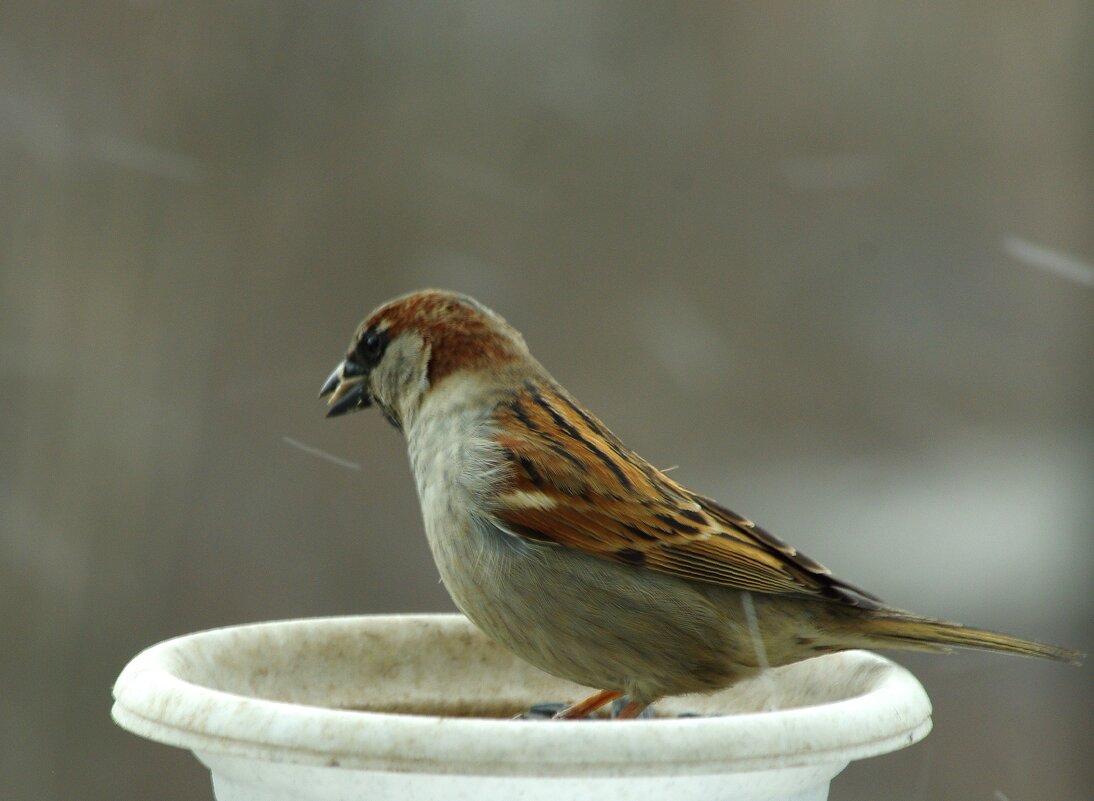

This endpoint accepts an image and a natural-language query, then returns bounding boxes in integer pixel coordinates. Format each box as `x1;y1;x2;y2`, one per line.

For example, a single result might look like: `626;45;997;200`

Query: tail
836;611;1084;665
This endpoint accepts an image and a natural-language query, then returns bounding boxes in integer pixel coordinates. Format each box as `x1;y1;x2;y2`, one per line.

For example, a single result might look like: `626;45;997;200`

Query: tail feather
840;612;1084;665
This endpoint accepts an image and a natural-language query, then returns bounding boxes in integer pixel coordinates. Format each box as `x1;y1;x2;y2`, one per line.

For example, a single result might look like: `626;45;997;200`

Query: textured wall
2;3;1091;799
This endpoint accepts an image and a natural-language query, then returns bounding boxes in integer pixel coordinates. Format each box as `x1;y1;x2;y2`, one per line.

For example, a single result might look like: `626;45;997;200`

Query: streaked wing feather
492;382;883;608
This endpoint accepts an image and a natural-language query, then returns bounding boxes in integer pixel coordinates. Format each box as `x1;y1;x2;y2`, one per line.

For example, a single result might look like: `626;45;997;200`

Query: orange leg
616;699;650;719
553;689;624;719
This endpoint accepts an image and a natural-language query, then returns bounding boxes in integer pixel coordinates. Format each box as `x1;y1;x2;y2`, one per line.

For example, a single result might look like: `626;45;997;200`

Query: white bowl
112;613;932;801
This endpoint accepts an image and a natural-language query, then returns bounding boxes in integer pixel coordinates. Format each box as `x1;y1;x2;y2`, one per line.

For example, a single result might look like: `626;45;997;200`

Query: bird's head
319;289;530;430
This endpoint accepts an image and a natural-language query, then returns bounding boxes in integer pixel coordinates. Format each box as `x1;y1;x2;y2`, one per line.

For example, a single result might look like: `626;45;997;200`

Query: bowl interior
158;613;893;718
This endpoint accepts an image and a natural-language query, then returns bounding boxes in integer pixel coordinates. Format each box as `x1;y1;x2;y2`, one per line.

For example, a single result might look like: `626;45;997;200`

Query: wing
490;381;883;608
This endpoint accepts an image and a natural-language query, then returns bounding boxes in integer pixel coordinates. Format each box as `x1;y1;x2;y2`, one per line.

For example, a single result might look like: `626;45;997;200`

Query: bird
319;289;1082;720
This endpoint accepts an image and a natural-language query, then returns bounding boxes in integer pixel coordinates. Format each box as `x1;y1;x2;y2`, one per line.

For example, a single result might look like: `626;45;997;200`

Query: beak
319;358;371;418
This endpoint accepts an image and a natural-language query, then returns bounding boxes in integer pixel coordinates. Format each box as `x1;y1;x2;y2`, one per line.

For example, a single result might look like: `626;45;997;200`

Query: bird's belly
426;510;767;702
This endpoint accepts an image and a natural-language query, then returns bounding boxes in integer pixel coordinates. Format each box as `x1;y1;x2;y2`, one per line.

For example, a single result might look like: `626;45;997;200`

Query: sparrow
320;289;1082;719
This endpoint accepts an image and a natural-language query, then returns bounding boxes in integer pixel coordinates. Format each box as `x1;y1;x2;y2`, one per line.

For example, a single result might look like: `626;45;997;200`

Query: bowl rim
111;613;932;776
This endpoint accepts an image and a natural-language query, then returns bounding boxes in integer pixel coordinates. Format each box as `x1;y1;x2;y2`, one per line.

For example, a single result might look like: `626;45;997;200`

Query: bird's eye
357;330;386;365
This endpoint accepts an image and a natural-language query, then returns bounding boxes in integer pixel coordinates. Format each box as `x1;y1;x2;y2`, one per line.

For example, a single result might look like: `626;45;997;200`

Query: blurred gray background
2;2;1091;799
